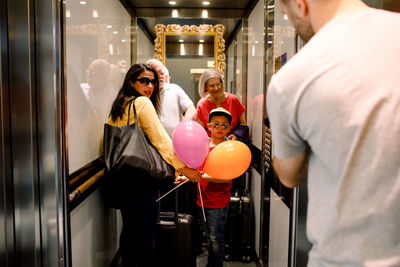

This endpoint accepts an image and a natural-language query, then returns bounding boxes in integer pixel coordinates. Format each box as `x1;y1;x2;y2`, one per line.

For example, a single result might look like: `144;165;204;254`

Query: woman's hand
174;175;190;185
179;166;202;182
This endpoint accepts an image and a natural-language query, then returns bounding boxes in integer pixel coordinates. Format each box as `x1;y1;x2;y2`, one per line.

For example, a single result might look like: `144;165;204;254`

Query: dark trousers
119;188;158;267
199;206;229;267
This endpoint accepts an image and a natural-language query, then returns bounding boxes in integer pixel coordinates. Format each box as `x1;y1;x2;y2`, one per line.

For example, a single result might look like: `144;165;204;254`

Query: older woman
196;68;248;141
108;63;201;266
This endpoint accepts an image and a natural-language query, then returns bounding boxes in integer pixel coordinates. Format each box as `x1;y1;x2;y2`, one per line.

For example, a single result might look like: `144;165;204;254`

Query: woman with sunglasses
196;68;248;142
108;63;202;267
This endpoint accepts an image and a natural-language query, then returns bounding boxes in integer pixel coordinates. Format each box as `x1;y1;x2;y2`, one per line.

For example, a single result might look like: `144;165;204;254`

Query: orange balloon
203;140;252;180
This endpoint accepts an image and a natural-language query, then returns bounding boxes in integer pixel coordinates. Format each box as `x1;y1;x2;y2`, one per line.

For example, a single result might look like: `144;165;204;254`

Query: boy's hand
200;172;231;183
227;134;237;140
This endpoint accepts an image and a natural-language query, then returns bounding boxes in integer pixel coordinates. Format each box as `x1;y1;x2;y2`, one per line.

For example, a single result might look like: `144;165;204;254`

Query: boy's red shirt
197;145;232;209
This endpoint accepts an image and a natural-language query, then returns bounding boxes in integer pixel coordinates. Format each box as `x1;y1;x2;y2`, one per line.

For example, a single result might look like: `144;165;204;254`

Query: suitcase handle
157;187;179;225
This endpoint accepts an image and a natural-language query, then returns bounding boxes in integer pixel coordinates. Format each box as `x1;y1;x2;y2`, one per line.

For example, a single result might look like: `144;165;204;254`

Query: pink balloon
172;121;209;168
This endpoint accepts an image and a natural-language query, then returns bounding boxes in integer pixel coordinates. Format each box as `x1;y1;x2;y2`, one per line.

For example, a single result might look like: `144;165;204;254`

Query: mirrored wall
65;0;131;173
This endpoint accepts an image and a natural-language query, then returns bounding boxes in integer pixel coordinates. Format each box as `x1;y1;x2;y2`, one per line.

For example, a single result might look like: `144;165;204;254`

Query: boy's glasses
135;77;156;86
209;122;230;129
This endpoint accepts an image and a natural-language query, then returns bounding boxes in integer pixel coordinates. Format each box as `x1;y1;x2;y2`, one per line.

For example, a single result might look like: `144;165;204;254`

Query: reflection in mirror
154;24;226;104
65;0;131;173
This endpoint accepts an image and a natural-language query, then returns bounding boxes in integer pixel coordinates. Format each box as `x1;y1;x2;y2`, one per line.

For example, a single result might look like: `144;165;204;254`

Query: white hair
198;68;223;98
145;58;164;69
163;66;170;83
146;59;171;83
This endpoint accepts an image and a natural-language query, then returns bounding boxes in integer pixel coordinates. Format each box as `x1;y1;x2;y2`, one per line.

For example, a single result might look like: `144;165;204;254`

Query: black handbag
103;98;175;186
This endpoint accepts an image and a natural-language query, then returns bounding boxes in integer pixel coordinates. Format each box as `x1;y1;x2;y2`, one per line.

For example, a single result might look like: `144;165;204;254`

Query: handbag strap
127;97;138;126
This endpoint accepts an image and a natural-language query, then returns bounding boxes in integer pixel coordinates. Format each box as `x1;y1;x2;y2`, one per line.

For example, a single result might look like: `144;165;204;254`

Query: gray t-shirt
267;8;400;266
159;83;194;137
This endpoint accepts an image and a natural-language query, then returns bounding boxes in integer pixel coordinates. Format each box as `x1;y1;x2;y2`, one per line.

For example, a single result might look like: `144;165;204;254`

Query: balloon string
156;179;189;202
198;182;206;222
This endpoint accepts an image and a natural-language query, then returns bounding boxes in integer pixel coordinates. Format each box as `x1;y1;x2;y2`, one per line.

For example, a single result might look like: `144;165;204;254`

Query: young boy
197;107;233;267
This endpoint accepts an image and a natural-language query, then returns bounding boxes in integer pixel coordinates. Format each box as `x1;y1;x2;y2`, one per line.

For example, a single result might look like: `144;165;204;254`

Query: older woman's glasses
135;77;156;86
209;122;230;129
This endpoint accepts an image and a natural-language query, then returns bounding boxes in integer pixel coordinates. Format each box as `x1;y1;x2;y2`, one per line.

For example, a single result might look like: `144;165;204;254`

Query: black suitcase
224;192;242;261
240;176;254;262
155;189;197;267
224;172;255;262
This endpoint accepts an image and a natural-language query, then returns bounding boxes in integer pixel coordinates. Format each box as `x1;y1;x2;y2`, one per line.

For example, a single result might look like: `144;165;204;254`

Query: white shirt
267;8;400;266
159;83;194;137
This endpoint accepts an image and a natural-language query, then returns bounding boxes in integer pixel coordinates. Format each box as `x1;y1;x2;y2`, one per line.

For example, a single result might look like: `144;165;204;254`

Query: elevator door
0;0;69;266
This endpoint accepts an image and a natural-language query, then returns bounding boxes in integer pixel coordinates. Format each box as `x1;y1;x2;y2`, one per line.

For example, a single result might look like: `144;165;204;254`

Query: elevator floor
114;251;258;267
196;247;257;267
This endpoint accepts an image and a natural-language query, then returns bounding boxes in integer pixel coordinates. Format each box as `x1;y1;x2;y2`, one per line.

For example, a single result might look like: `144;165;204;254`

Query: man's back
159;83;194;137
268;8;400;266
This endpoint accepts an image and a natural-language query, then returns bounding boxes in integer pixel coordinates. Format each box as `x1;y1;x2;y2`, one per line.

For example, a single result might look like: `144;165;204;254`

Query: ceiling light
79;1;86;4
66;10;71;18
199;39;204;43
109;44;114;55
179;39;184;43
169;1;176;5
113;31;118;34
202;1;210;5
172;9;179;18
201;10;208;18
180;43;185;55
121;39;126;43
107;25;112;29
199;44;204;56
92;9;98;18
284;14;288;20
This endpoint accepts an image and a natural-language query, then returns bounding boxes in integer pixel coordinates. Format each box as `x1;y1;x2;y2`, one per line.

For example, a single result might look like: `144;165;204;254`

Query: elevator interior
1;0;399;266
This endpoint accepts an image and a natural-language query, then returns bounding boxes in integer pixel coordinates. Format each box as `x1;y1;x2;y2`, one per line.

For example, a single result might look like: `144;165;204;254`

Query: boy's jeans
199;206;229;267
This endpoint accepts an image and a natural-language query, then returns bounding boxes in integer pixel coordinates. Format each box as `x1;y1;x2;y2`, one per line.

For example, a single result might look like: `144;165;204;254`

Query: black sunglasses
209;122;230;129
135;77;156;86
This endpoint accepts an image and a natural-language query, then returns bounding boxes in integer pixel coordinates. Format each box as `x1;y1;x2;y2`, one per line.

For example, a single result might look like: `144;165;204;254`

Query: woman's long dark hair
110;63;160;121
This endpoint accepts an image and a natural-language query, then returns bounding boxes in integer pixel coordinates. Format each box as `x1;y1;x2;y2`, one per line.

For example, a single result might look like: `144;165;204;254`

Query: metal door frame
1;0;15;265
1;0;69;266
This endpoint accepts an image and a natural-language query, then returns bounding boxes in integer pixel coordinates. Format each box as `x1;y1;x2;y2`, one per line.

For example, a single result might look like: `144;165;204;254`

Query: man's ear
293;0;309;17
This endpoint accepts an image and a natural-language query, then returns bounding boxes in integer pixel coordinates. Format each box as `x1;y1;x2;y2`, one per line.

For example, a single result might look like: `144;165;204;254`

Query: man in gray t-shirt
146;59;196;137
267;0;400;266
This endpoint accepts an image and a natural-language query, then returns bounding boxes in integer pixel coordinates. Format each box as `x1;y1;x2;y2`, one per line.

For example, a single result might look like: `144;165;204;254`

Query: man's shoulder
273;8;400;87
164;82;183;91
163;83;183;96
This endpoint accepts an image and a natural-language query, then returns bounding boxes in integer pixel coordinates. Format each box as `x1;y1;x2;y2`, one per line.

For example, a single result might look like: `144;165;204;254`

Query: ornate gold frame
66;24;112;60
154;24;226;76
